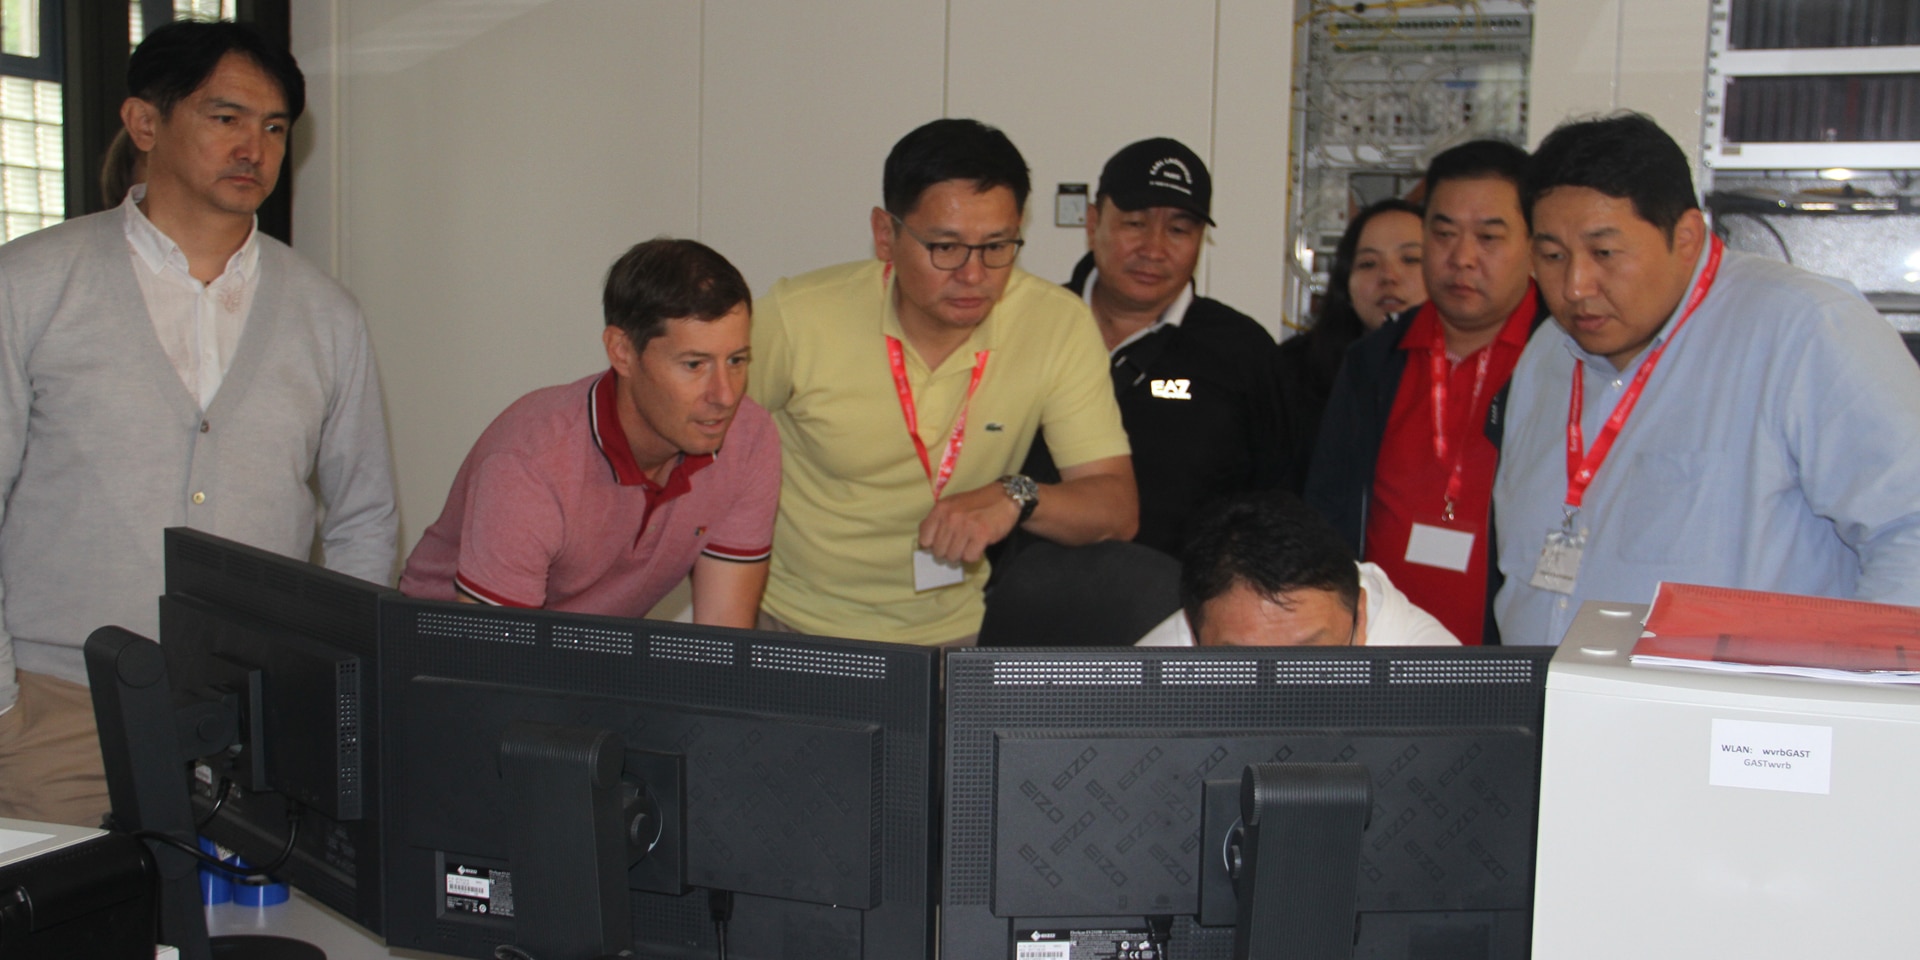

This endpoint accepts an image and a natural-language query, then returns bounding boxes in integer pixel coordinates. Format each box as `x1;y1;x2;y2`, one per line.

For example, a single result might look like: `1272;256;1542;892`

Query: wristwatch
999;474;1039;525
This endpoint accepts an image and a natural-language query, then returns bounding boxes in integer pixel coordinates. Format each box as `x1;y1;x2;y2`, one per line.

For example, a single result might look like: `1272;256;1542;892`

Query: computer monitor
376;597;939;959
942;645;1555;960
157;527;394;934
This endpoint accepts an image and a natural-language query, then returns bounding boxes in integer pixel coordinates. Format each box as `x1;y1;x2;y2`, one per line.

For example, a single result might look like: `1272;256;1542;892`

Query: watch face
1004;475;1037;503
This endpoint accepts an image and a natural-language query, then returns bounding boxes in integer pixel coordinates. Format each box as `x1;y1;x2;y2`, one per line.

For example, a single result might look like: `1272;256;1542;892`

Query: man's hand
919;483;1022;564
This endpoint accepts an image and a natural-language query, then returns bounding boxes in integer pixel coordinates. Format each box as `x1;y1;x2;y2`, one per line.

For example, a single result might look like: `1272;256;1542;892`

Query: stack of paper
1630;582;1920;684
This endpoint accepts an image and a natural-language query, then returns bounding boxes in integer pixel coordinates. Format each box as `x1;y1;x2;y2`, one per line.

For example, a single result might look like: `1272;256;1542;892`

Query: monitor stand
85;627;329;960
496;721;684;959
209;936;325;959
1228;763;1373;960
498;721;637;957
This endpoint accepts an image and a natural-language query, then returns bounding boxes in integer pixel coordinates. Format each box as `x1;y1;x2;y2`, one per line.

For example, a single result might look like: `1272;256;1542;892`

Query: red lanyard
1428;345;1495;520
887;337;989;500
1565;236;1723;509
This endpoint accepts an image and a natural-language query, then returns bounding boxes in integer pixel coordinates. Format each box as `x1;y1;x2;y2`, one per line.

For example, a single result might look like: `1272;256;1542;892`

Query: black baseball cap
1096;137;1215;226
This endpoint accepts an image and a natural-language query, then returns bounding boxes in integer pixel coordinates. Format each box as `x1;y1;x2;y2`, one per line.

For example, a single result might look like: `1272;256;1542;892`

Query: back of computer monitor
943;646;1554;960
159;528;392;934
377;597;939;960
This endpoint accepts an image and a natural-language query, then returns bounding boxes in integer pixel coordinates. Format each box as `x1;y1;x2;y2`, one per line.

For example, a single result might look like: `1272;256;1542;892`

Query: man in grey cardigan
0;21;397;825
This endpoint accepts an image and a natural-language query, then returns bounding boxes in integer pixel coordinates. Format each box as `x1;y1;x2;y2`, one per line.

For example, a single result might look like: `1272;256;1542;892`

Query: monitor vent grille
1272;661;1371;685
651;633;734;666
1161;660;1260;685
1389;658;1535;684
552;624;636;657
992;661;1144;686
259;559;302;597
306;578;369;614
418;611;537;646
751;645;886;680
175;534;226;573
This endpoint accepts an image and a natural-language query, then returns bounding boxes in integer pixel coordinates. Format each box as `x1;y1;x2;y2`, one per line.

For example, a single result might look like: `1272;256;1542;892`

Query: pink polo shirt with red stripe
400;370;779;616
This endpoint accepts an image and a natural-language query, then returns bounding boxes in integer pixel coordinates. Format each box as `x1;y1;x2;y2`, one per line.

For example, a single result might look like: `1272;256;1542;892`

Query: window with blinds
0;1;61;241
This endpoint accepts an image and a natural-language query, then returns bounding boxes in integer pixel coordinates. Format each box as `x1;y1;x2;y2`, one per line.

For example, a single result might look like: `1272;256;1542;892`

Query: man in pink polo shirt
401;238;779;625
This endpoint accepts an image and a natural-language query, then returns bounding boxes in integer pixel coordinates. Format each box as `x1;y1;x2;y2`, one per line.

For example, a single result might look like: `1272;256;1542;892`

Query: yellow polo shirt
750;259;1129;644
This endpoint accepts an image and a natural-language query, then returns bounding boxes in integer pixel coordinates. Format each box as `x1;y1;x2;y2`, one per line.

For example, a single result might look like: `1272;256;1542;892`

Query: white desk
206;891;440;959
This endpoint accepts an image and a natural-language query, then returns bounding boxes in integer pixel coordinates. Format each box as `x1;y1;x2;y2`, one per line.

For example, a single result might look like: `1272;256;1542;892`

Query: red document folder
1630;582;1920;683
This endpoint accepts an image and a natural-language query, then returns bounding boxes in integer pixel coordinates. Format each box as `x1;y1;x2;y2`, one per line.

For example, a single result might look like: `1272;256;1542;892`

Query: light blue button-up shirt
1493;245;1920;645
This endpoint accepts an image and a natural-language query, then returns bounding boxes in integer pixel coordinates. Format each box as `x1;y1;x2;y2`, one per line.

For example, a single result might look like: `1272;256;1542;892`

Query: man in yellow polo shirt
750;118;1137;645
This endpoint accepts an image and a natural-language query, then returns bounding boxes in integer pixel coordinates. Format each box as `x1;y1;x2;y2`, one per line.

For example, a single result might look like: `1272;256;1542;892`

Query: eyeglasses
890;214;1025;271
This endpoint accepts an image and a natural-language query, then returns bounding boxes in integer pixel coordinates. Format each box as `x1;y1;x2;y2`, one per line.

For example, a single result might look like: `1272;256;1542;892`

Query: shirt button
191;492;206;504
200;420;210;433
1558;598;1568;609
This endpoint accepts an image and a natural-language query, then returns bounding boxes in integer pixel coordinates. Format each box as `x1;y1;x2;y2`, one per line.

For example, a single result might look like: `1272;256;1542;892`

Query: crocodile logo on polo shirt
1150;379;1192;400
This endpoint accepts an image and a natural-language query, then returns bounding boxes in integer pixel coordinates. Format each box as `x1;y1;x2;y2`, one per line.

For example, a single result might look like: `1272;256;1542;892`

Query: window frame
0;0;64;82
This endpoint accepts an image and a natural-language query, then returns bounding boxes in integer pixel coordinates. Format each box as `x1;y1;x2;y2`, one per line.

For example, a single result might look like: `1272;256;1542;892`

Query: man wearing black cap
1021;137;1284;555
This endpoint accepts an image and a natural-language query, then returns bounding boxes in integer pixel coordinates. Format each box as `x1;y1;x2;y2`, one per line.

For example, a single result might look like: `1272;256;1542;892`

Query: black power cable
709;889;734;960
194;778;233;830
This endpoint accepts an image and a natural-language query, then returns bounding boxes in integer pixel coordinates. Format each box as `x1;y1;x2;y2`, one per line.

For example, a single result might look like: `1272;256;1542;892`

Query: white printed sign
1708;718;1833;795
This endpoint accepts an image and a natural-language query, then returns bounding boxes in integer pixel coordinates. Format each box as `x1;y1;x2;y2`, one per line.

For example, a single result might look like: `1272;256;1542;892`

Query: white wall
290;0;1715;585
1527;0;1713;179
698;3;947;296
1206;0;1295;324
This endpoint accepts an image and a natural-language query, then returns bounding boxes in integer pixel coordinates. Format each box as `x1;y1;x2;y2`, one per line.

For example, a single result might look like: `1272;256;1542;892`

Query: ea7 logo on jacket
1150;379;1192;400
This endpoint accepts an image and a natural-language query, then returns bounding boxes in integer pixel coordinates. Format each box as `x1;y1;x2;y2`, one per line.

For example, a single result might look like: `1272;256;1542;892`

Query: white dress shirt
123;184;261;410
1137;561;1462;647
1082;265;1195;355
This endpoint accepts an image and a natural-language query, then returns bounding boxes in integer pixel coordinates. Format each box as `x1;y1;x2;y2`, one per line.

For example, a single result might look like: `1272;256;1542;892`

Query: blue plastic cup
198;837;232;905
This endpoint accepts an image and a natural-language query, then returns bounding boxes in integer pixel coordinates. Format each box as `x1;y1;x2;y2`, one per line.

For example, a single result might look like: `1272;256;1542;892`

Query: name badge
1405;523;1475;573
913;547;965;592
1529;528;1585;595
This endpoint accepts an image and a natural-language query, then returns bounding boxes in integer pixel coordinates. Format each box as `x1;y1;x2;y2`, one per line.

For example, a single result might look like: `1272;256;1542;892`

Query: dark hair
128;19;306;123
1179;492;1360;634
882;118;1031;218
1523;112;1699;240
602;238;752;352
1300;197;1426;384
1422;138;1529;199
100;127;145;204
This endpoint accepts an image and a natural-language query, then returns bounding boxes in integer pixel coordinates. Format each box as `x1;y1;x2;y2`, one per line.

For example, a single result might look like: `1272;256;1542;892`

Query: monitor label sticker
443;860;515;917
1707;718;1832;795
1012;928;1157;959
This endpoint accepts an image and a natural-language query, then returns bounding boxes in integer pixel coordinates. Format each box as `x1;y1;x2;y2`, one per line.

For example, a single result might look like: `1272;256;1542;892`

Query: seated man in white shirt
1138;492;1459;647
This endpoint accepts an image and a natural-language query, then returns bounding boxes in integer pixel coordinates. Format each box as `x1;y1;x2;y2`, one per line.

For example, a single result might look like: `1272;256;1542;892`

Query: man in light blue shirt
1493;113;1920;645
